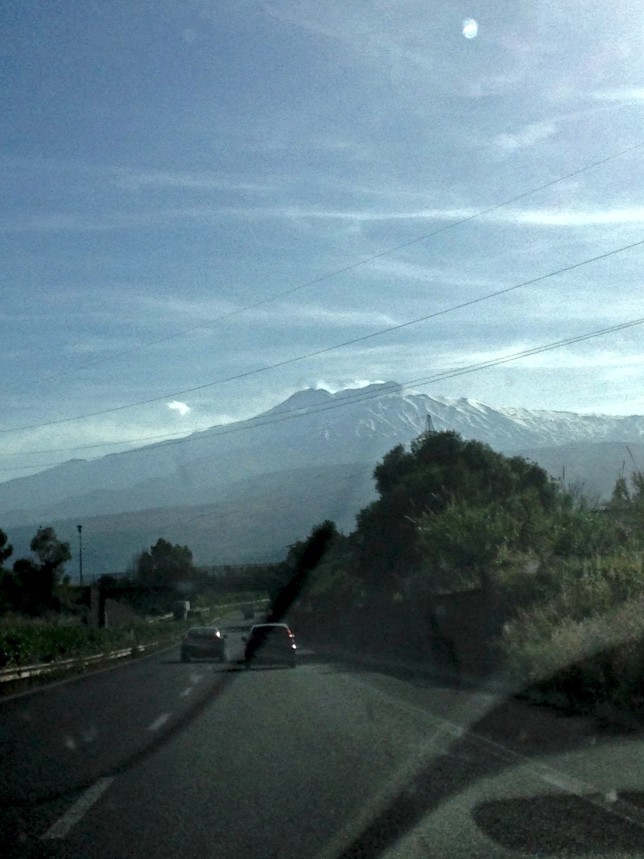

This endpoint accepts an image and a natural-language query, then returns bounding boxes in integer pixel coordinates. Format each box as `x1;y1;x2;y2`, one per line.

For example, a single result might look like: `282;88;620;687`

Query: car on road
243;623;297;668
181;627;228;663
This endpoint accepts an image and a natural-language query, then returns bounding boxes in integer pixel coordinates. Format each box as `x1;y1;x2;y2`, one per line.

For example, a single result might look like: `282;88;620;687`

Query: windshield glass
1;2;643;857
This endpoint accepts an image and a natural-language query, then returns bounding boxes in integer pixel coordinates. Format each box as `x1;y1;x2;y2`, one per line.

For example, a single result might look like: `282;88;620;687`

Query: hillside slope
2;382;643;571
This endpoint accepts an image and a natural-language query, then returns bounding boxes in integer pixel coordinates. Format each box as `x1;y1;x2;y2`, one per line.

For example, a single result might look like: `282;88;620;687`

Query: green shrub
501;590;644;715
0;602;228;669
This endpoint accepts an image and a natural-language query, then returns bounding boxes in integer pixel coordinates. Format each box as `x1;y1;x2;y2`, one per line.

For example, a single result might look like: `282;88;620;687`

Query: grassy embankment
498;551;644;719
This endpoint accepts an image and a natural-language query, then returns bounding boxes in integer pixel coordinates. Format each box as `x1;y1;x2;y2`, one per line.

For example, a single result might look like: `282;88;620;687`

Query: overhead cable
1;235;641;435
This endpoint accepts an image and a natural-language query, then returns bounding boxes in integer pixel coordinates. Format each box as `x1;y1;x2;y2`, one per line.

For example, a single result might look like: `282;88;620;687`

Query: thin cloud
0;206;237;233
223;202;644;230
133;293;238;321
0;211;173;234
226;204;476;223
11;197;643;236
114;169;278;194
364;258;501;288
493;121;557;152
246;302;399;329
510;207;644;227
592;87;644;102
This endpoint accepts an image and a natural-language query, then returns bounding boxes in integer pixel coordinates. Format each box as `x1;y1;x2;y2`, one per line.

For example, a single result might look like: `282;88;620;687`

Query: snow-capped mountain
255;381;644;452
3;381;644;523
395;389;644;451
2;382;643;570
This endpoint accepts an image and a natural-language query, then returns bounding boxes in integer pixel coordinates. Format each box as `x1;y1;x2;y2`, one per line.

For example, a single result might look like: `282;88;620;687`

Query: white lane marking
41;777;115;840
148;713;171;732
180;671;205;698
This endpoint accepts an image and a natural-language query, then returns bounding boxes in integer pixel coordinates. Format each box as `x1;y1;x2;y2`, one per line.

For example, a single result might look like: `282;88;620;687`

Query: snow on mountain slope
1;381;643;528
276;383;644;452
397;393;644;451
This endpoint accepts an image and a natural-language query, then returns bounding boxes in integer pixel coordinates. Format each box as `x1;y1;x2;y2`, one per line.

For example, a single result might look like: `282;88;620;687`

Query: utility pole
77;524;83;585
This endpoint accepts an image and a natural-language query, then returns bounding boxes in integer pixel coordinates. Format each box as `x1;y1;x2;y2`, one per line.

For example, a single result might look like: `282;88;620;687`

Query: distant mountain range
2;382;643;575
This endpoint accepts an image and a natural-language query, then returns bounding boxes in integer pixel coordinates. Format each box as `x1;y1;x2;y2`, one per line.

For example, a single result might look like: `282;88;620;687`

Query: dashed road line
148;712;171;732
179;671;205;698
41;777;115;840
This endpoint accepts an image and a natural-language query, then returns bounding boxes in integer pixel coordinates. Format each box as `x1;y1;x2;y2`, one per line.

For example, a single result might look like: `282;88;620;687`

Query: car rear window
188;628;217;638
251;626;290;640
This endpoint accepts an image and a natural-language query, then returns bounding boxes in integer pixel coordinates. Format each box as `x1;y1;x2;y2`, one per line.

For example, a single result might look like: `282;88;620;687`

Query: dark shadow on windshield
473;793;644;854
1;663;243;812
0;525;336;814
5;525;644;859
335;686;644;858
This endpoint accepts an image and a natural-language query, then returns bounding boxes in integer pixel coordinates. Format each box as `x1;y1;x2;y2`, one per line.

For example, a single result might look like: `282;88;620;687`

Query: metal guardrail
146;613;174;623
0;598;269;685
0;645;154;684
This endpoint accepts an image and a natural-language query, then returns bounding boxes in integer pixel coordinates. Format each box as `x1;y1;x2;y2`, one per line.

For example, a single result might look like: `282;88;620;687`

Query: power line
4;138;643;395
1;235;641;435
407;315;644;386
2;312;643;475
0;428;195;458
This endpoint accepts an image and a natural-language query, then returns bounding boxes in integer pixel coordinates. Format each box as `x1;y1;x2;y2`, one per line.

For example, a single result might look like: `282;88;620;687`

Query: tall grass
500;551;644;715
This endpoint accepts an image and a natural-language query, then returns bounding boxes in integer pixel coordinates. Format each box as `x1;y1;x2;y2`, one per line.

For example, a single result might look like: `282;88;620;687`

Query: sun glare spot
462;18;478;39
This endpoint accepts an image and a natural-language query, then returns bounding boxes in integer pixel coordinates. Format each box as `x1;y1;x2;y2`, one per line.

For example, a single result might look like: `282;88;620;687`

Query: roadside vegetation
282;428;644;720
5;425;644;718
0;613;193;669
0;528;267;679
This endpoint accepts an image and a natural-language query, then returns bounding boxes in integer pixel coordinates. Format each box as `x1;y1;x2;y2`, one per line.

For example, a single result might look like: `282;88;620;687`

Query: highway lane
2;613;644;857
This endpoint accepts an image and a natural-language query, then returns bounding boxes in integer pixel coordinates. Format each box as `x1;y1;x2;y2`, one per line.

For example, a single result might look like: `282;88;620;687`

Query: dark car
244;623;297;668
181;627;228;663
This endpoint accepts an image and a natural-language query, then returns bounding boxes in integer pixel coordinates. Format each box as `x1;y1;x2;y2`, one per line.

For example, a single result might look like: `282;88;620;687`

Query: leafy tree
31;526;72;572
373;444;411;495
353;430;558;601
136;538;194;587
417;501;516;592
11;558;41;614
0;529;17;613
267;520;338;620
0;529;12;569
9;526;71;615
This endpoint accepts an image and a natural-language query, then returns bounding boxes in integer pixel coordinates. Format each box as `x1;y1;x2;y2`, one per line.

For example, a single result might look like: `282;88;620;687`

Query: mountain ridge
2;382;643;570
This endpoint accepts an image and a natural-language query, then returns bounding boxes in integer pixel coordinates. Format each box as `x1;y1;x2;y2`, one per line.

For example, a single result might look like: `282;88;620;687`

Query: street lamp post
77;524;83;586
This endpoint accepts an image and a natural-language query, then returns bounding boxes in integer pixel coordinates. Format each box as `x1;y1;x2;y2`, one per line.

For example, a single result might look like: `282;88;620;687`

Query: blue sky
1;0;643;481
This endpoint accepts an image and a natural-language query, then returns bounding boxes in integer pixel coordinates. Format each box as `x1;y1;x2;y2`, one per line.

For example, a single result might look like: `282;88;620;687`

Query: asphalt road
1;611;644;858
